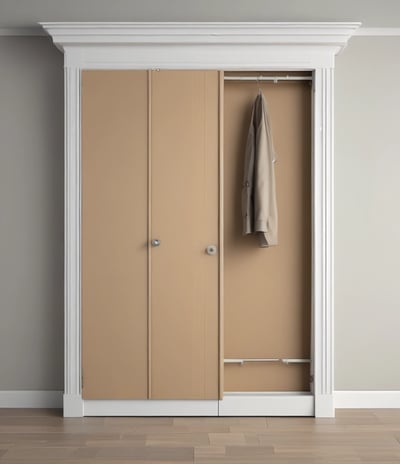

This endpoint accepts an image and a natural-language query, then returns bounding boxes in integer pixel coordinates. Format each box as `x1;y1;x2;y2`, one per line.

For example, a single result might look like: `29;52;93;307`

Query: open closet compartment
41;22;361;417
221;70;313;415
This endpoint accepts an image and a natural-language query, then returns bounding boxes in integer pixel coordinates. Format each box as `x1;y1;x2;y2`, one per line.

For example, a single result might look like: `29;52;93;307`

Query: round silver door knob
151;239;161;247
206;245;217;256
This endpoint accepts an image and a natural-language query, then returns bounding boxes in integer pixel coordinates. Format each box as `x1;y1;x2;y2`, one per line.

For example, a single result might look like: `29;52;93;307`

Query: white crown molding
39;22;361;69
40;21;361;51
0;390;63;408
3;25;400;38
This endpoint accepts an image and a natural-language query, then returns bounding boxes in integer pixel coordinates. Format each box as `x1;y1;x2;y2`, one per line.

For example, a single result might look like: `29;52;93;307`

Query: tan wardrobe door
150;71;220;399
81;70;148;399
224;75;312;392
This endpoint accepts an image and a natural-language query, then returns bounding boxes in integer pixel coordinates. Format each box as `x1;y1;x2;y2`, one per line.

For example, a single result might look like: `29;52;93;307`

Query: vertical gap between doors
147;70;152;399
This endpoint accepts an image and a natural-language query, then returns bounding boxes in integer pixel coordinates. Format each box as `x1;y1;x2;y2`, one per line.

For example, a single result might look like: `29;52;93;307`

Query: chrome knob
151;239;161;247
206;245;217;256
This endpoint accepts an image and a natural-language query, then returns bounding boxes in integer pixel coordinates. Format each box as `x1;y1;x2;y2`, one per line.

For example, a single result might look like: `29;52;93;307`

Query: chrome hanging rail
224;75;312;83
224;358;311;365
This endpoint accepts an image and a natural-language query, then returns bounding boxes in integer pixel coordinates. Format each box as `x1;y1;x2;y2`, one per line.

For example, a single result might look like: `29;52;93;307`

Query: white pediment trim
41;22;360;46
41;22;360;69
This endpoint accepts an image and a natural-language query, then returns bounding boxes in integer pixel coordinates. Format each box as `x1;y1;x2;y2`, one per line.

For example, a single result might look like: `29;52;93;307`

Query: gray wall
335;37;400;390
1;0;400;27
0;34;399;391
0;37;64;390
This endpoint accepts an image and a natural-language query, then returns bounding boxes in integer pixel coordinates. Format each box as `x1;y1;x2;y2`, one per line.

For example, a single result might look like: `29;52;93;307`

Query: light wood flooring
1;408;400;463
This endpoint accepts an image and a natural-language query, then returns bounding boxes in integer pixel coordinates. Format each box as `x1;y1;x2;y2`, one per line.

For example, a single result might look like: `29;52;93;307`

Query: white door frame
41;21;360;417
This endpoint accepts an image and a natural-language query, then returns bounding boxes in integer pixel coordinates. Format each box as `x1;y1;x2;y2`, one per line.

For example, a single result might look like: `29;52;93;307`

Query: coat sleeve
242;105;256;235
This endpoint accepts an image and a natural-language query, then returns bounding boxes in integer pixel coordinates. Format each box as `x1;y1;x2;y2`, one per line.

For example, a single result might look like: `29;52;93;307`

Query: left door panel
82;71;148;399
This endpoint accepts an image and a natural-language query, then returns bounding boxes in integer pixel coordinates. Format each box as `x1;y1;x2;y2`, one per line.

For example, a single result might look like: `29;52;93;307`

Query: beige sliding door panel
81;71;148;399
224;74;312;392
150;71;220;399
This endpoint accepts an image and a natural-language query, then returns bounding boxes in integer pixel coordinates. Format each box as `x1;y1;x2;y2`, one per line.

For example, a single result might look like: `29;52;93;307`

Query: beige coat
242;92;278;247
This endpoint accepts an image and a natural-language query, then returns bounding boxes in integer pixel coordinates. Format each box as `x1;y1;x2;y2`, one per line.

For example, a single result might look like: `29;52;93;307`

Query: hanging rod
224;75;312;83
224;358;311;365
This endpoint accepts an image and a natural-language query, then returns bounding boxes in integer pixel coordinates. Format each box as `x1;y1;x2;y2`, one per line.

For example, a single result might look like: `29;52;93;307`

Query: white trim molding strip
2;25;400;37
40;21;360;417
0;391;63;408
335;391;400;409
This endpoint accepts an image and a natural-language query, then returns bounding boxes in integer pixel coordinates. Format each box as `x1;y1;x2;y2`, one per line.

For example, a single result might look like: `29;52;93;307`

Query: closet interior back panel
81;71;148;399
224;73;312;392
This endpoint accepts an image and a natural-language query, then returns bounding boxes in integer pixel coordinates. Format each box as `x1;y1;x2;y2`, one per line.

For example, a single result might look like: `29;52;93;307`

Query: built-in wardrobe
81;69;312;404
43;21;358;417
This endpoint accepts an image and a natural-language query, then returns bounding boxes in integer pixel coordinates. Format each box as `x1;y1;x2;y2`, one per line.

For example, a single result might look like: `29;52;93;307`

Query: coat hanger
256;76;262;96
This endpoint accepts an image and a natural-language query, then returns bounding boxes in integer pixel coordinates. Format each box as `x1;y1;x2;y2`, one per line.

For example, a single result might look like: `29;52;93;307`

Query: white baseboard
335;391;400;409
0;390;63;408
84;399;218;417
219;392;314;416
1;390;400;411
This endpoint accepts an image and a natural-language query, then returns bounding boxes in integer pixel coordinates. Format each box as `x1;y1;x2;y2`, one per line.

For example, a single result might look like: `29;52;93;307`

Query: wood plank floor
1;409;400;463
